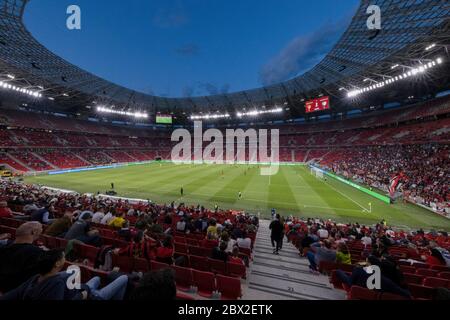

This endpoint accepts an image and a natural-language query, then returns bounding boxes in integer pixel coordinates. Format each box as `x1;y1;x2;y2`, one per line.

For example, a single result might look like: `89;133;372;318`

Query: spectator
0;200;13;218
92;207;105;224
1;249;129;300
100;209;114;225
0;222;44;292
108;212;127;229
44;210;74;237
129;269;176;300
336;243;352;265
269;214;284;254
229;247;244;265
64;212;101;247
211;241;229;263
307;239;336;274
156;236;184;266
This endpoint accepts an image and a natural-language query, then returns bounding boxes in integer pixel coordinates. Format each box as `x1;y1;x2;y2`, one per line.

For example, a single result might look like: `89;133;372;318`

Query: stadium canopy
0;0;449;118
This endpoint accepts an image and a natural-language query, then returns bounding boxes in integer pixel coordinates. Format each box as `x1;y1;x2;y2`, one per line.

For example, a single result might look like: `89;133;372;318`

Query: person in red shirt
424;248;446;266
156;236;185;266
0;201;13;218
229;247;244;265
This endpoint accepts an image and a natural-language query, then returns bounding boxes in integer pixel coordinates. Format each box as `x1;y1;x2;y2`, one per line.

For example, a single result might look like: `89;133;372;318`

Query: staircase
242;220;345;300
31;152;59;170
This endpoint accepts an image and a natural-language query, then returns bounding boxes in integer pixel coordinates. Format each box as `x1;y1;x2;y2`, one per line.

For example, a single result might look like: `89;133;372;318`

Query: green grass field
24;163;450;230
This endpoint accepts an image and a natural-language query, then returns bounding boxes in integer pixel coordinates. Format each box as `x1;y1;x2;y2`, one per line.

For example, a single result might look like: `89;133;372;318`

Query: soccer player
180;187;184;197
111;182;114;190
238;191;242;199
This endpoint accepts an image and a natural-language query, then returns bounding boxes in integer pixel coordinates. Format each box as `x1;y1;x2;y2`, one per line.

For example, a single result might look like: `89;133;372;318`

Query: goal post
310;166;324;179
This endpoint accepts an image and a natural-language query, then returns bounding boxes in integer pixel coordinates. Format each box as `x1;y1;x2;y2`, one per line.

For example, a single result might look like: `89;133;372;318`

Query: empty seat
112;255;134;273
438;272;450;280
416;269;438;277
403;273;423;285
208;258;227;275
174;242;188;254
134;258;150;273
408;284;434;299
423;277;450;288
227;262;246;279
349;286;379;300
151;260;170;271
431;265;450;272
187;246;204;257
216;275;242;300
399;265;416;274
192;270;216;298
172;265;194;291
378;292;410;300
189;255;209;272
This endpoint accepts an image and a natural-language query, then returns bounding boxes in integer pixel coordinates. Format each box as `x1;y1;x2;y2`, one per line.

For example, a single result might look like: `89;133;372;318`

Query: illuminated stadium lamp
6;74;15;79
425;43;436;51
190;113;230;120
347;57;444;98
236;107;283;118
97;106;148;119
0;81;42;98
48;97;55;101
391;64;399;70
62;93;69;97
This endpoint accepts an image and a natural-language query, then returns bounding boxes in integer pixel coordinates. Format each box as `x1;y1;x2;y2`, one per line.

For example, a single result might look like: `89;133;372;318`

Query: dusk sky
24;0;359;98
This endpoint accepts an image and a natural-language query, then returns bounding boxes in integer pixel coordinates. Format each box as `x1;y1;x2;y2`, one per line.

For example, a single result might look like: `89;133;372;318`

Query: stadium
0;0;450;304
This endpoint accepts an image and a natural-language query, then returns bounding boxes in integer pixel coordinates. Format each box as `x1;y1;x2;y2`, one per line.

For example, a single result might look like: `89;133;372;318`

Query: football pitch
25;163;450;231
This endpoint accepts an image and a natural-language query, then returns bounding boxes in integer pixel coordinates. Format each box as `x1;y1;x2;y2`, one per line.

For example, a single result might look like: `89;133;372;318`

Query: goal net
310;166;325;179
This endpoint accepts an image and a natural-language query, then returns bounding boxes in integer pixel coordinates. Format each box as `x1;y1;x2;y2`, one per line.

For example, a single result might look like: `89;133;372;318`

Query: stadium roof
0;0;450;118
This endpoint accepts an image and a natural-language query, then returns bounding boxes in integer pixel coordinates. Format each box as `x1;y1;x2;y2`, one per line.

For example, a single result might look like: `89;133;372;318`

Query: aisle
242;220;346;300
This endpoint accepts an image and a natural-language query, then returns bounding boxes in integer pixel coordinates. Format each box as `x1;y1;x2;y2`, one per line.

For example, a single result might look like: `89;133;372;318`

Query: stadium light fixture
236;107;283;118
97;106;148;119
347;57;444;98
190;113;230;120
6;74;15;79
425;43;436;51
391;64;399;70
0;81;42;98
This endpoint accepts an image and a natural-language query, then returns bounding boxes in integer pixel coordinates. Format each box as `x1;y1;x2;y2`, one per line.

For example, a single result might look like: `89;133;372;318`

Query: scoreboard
305;96;330;113
156;114;173;124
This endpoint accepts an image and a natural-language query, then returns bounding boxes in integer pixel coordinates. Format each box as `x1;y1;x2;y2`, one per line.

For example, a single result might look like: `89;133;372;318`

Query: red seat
423;277;450;288
408;284;434;299
216;275;242;300
227;262;246;279
134;258;150;273
399;265;416;274
187;246;204;257
172;266;194;291
176;292;195;300
416;269;438;277
186;239;199;246
151;260;170;271
192;270;216;298
438;272;450;280
174;242;188;254
189;255;209;272
238;247;251;258
208;258;228;275
431;265;450;272
318;261;338;274
378;292;410;300
112;255;133;273
403;273;423;285
348;286;379;300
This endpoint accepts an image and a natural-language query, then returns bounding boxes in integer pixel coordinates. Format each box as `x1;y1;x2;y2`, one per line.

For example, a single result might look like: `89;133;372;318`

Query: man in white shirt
317;228;329;239
361;233;372;246
100;211;114;225
237;237;251;249
92;208;105;224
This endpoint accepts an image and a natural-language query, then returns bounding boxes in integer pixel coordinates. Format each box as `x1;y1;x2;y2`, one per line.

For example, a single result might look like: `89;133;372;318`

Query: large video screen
305;96;330;113
156;114;173;124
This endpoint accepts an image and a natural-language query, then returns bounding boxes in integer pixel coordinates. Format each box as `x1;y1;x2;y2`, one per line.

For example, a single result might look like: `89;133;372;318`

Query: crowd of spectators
322;144;449;213
0;180;258;300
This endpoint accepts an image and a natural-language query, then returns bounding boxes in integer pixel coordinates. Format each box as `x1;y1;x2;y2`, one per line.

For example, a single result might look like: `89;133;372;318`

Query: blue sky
24;0;359;98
